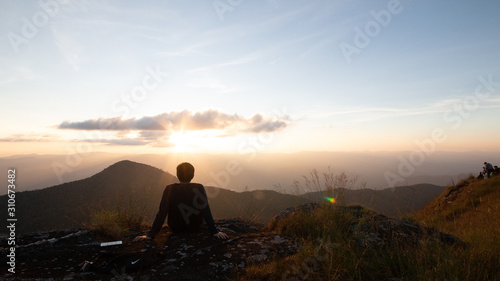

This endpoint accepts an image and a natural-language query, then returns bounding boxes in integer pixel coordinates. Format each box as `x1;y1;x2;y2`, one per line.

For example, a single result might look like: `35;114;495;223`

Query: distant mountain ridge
3;151;495;193
302;183;447;217
0;160;445;234
0;160;178;234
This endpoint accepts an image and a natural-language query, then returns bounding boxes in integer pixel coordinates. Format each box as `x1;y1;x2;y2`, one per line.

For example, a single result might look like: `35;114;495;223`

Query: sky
1;0;499;157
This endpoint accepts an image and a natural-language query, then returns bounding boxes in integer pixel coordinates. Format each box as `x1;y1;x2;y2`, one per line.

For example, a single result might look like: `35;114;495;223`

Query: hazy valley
1;151;497;195
0;160;446;235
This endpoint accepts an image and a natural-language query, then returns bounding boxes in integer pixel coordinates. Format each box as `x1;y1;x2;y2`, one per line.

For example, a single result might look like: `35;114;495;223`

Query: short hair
177;162;195;182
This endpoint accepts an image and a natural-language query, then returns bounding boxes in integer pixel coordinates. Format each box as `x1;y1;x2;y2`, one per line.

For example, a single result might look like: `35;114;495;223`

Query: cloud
62;131;173;147
0;63;39;84
0;134;62;142
187;34;313;74
56;109;289;146
2;110;289;147
58;116;165;131
323;97;500;124
138;131;171;140
92;138;148;146
246;113;288;133
58;109;288;132
248;120;288;133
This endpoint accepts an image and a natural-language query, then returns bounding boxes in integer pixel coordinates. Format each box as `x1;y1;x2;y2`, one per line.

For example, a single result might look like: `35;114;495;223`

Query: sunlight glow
170;130;196;153
125;131;140;139
169;129;228;153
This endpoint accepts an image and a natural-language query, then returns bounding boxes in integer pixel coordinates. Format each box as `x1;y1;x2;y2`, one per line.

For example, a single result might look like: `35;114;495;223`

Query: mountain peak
101;160;165;174
0;160;178;234
89;160;176;185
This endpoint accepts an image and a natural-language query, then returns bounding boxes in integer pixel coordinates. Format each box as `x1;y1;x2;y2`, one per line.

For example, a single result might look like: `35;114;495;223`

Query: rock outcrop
268;203;465;248
1;219;297;281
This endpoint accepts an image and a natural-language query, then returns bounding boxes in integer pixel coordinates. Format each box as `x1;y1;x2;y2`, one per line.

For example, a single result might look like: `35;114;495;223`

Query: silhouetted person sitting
135;162;228;241
482;167;489;178
484;162;494;178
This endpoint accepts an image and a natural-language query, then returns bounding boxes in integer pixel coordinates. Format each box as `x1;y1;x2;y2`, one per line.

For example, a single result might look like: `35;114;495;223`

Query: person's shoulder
164;183;179;190
188;183;205;190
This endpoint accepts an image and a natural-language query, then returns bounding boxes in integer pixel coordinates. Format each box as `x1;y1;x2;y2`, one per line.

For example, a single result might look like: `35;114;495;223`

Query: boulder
267;202;320;230
268;203;465;249
351;213;466;248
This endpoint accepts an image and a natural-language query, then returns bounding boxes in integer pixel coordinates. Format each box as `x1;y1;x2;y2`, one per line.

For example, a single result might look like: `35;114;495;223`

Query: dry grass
415;175;500;280
84;192;150;239
234;175;500;281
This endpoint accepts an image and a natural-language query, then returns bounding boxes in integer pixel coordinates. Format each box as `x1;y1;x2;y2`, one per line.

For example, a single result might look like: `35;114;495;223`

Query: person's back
134;162;228;241
484;162;494;178
164;182;213;233
486;162;494;171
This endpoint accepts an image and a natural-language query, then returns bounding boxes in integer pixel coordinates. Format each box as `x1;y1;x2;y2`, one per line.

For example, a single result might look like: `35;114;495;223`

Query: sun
170;130;195;152
125;131;140;139
168;129;230;153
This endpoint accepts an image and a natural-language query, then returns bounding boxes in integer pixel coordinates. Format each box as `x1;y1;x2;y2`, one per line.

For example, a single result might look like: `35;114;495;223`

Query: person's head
484;162;487;164
177;162;195;183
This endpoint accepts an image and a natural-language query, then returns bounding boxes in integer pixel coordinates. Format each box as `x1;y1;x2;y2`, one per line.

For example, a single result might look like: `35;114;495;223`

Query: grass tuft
234;175;500;281
84;192;150;239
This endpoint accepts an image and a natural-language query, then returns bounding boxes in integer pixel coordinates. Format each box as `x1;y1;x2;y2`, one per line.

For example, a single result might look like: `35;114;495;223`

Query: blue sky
1;0;499;156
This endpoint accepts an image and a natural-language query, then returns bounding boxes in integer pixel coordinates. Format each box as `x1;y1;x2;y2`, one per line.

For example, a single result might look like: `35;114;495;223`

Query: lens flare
324;197;337;204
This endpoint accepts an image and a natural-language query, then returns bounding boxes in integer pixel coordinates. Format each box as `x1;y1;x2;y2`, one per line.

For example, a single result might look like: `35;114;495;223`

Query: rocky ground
1;205;465;280
0;219;298;281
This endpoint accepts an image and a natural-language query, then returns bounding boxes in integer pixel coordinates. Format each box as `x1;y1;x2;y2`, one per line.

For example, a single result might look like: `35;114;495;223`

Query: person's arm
147;185;172;239
198;185;228;239
198;186;218;234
